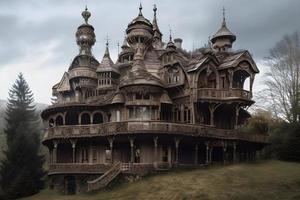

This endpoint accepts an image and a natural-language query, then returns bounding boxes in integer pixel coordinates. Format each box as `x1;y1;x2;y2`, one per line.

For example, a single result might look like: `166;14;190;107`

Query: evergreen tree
0;73;45;199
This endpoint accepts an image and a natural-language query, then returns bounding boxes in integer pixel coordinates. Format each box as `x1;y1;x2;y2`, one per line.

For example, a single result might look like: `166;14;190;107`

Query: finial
153;4;157;15
106;35;109;48
139;2;143;16
82;6;91;24
222;6;226;26
169;26;173;41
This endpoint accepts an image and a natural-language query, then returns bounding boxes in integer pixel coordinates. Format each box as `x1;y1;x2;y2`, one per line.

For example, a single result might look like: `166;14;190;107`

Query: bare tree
264;31;300;124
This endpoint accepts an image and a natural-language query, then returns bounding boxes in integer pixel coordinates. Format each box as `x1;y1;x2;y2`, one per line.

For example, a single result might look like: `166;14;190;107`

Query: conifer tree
0;73;45;199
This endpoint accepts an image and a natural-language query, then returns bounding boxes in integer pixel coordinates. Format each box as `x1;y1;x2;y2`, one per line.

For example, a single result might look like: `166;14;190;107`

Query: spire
82;6;91;24
104;36;110;57
139;3;143;16
166;28;176;50
222;6;226;27
152;4;162;40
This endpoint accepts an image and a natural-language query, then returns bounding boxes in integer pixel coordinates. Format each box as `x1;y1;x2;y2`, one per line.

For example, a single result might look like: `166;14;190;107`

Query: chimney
174;38;183;49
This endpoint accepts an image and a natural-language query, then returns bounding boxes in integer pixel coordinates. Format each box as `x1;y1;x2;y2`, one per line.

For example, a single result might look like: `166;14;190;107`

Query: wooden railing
197;88;252;100
44;121;268;144
48;163;110;174
87;162;122;192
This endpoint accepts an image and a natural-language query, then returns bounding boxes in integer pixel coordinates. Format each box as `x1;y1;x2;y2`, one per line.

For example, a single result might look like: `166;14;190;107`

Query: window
129;106;154;120
135;93;150;100
168;67;180;84
184;107;191;123
81;147;88;163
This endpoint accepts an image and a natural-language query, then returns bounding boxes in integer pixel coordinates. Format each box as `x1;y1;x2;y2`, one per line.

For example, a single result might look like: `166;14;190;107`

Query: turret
211;8;236;52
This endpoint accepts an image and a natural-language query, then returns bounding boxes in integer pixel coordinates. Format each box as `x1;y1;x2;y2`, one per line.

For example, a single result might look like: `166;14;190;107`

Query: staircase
87;162;122;192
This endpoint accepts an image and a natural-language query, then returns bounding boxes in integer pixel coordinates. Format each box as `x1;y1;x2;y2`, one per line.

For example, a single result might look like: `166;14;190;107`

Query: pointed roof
211;7;236;43
166;33;176;50
152;4;162;38
97;41;119;73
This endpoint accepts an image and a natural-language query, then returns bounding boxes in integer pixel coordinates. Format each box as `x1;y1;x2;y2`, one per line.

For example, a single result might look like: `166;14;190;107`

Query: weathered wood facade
41;5;267;194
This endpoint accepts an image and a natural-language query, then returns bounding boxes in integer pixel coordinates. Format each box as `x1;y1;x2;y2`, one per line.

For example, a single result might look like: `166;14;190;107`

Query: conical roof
211;9;236;43
97;42;119;74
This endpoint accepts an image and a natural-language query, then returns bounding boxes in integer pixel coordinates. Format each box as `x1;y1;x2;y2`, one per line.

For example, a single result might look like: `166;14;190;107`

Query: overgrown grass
22;160;300;200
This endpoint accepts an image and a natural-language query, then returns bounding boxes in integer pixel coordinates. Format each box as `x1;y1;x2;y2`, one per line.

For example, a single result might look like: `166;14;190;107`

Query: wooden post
194;143;198;165
129;137;134;163
235;105;241;129
174;138;181;164
107;137;114;164
70;139;77;163
223;141;227;165
53;141;58;163
233;142;237;163
205;142;209;164
153;137;158;167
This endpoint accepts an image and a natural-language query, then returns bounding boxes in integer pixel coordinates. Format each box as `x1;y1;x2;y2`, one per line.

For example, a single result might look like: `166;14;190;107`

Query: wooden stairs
87;162;122;192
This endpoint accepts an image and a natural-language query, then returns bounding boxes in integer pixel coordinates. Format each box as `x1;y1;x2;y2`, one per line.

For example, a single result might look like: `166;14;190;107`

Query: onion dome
111;92;125;104
75;6;96;56
211;8;236;50
97;41;119;73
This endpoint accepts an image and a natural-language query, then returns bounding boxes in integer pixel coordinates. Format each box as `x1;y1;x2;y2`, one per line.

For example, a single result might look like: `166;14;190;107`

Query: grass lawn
22;160;300;200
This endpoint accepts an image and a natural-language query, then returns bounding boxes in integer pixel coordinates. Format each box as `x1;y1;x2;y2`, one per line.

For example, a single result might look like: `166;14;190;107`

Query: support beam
70;139;77;163
194;143;198;165
107;137;114;164
205;141;210;164
223;141;227;164
174;138;181;164
53;141;58;163
235;104;241;129
208;103;221;126
153;137;158;166
129;137;135;163
233;142;237;163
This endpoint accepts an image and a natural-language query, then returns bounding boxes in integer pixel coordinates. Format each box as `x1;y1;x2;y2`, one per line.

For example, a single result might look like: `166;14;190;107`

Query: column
205;141;210;164
108;137;114;164
153;137;158;167
223;141;227;165
235;105;240;129
209;147;213;164
174;138;181;164
129;137;134;163
53;141;58;163
194;143;198;165
233;142;237;163
70;139;77;163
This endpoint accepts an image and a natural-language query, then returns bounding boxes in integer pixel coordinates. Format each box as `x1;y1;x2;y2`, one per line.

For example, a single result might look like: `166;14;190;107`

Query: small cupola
211;8;236;52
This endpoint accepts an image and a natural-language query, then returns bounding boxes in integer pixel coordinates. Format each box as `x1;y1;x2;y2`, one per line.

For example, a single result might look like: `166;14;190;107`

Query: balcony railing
44;121;268;143
48;163;111;174
197;88;252;101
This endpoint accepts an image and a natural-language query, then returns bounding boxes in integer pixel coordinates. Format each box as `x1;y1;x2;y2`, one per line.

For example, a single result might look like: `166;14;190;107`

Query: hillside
23;160;300;200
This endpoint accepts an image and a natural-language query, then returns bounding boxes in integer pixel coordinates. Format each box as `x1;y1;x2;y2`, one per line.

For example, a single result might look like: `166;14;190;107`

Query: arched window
233;70;250;90
55;115;64;126
93;113;103;124
81;113;91;125
65;111;79;125
49;118;55;127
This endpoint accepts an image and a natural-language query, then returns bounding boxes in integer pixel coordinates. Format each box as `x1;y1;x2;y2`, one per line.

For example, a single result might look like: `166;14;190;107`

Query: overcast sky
0;0;299;104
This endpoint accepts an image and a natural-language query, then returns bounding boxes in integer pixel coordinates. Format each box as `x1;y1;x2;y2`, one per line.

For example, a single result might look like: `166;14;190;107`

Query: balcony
197;88;252;101
44;121;268;144
48;163;110;175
